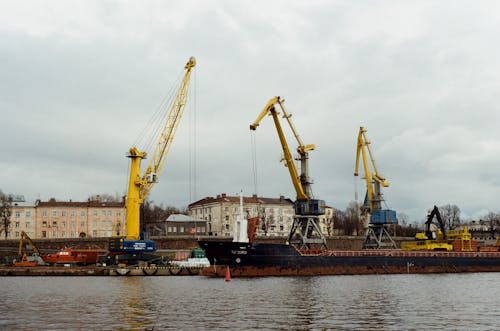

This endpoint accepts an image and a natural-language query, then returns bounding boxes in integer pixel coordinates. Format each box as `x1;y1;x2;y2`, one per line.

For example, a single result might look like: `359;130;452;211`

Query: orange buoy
225;266;231;282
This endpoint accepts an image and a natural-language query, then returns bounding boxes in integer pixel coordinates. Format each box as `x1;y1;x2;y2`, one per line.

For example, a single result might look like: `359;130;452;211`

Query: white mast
233;190;249;243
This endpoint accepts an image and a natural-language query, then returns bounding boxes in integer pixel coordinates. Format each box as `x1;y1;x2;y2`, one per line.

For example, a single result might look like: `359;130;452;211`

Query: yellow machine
109;57;196;261
354;127;397;248
401;206;475;252
14;231;46;266
18;231;41;257
250;96;326;249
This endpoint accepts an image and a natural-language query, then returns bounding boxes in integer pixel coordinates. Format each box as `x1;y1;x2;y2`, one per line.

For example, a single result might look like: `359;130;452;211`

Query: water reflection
0;273;499;330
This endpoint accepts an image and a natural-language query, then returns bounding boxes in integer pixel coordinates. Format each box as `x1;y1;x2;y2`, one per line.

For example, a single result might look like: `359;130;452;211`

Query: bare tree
88;193;122;202
333;209;348;235
439;204;461;230
0;191;13;239
140;199;185;236
481;211;500;234
345;201;363;236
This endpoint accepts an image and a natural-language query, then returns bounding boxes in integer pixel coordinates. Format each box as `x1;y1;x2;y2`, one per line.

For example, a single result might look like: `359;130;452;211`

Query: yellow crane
109;57;196;261
354;126;397;248
250;96;326;249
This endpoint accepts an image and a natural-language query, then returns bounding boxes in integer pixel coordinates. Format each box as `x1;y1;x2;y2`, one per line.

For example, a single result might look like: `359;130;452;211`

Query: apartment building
188;193;295;237
9;198;37;239
34;198;125;239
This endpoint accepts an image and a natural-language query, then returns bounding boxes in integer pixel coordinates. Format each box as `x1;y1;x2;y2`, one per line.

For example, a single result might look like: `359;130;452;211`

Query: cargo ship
199;214;500;277
198;240;500;277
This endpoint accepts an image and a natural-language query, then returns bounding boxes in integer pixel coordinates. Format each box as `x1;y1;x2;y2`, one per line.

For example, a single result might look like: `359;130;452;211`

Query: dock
0;265;205;276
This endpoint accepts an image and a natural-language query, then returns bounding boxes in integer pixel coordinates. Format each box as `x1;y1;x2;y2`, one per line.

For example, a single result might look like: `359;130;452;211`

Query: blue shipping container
370;210;398;224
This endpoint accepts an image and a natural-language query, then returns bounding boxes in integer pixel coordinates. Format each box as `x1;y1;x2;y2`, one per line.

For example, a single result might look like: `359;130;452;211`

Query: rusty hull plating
198;240;500;277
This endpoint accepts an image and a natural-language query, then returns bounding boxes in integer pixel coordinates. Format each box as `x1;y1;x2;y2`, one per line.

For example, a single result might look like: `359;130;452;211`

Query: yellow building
8;197;37;239
35;198;125;239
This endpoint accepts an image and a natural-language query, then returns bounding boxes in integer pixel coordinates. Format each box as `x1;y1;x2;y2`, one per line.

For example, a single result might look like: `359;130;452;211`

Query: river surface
0;273;498;330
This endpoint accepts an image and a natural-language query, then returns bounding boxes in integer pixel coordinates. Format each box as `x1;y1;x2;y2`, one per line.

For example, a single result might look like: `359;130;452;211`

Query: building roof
166;214;206;223
189;193;294;208
36;198;124;208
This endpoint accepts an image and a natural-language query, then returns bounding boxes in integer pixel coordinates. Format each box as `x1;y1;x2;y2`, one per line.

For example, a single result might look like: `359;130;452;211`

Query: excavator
354;126;397;249
106;57;196;265
250;96;326;249
13;231;46;267
402;206;453;251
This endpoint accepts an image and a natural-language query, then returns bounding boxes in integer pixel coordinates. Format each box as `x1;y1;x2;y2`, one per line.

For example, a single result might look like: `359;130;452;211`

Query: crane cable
251;131;258;196
133;70;184;155
189;69;197;203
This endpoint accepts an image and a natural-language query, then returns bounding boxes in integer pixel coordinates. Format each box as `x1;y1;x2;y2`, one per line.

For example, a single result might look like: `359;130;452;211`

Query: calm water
0;273;499;330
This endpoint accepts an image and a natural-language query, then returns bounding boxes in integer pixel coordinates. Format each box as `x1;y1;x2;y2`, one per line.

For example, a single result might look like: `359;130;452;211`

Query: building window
62;211;66;217
52;231;57;237
80;221;85;227
117;211;121;216
225;224;229;230
42;231;47;238
62;221;66;227
42;221;47;227
108;211;112;216
70;231;75;238
70;221;75;228
93;230;98;237
52;210;57;217
280;225;284;231
25;222;30;228
180;226;184;233
102;210;106;216
71;211;75;217
61;231;66;238
15;231;19;238
15;222;19;228
93;221;97;227
52;221;57;227
93;211;98;216
81;211;85;216
15;211;20;218
43;211;47;217
225;215;229;221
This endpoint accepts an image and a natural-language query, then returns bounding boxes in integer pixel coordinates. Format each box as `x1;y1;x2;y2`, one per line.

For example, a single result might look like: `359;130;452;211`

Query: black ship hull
198;240;500;277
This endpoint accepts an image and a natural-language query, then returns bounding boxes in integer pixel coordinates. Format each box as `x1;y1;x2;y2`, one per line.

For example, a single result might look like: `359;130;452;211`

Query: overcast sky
2;1;500;223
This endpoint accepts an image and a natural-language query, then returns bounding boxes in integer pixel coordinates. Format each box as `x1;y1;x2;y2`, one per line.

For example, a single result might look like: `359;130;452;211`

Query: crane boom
251;97;308;200
354;126;389;212
250;96;317;202
125;57;196;241
19;231;40;256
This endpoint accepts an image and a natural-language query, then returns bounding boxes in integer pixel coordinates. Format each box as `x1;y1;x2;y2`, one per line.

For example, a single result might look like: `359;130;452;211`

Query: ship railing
297;249;500;258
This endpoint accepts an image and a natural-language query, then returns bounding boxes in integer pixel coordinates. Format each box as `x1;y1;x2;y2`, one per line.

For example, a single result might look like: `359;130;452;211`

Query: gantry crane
250;96;326;249
354;126;397;249
108;57;196;264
